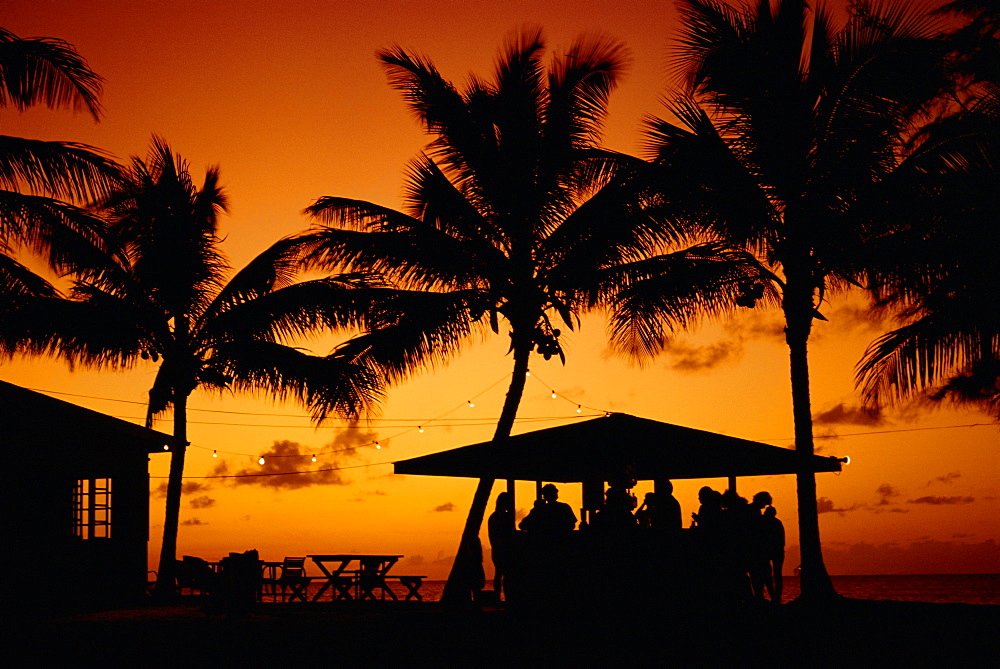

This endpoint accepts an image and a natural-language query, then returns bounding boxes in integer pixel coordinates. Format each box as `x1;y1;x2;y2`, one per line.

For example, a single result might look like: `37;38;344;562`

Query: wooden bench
392;575;427;601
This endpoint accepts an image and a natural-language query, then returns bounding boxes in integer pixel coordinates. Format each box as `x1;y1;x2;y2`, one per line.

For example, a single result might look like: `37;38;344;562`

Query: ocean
303;574;1000;605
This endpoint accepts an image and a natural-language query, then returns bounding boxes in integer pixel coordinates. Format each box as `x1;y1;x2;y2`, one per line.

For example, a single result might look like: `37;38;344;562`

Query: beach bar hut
0;380;174;611
394;413;846;606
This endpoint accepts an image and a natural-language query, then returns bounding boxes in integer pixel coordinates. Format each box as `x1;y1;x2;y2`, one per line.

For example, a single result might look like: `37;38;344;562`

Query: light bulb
375;442;381;450
468;400;475;408
576;405;582;413
418;426;424;433
551;391;557;399
163;444;170;451
311;454;317;463
525;370;531;377
258;456;265;465
212;450;218;458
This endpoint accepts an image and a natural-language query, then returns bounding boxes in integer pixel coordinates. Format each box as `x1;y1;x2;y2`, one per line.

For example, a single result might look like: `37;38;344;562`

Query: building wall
2;385;162;611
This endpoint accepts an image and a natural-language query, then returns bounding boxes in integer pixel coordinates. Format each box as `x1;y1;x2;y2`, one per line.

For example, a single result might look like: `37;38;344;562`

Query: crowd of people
692;487;786;604
487;482;786;605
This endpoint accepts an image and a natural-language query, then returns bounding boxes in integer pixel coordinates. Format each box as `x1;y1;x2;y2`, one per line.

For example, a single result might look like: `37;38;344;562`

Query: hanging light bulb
525;369;531;377
212;450;218;458
375;441;381;450
551;390;557;399
418;426;424;433
311;454;317;463
163;444;170;451
258;456;265;465
468;400;475;408
576;405;582;413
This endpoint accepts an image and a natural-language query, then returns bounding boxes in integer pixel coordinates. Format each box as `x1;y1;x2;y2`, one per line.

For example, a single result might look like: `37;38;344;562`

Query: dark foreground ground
16;597;1000;667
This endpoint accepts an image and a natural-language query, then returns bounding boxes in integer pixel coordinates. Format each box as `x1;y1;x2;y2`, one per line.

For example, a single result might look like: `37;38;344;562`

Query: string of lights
29;381;996;480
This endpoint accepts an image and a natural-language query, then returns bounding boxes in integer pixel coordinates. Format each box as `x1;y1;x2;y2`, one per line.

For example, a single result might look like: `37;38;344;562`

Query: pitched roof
0;379;176;453
394;413;844;482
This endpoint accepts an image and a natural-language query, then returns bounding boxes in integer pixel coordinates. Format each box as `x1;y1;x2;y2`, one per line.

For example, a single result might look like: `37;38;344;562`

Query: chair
146;570;158;597
259;562;282;602
276;557;312;603
176;556;218;596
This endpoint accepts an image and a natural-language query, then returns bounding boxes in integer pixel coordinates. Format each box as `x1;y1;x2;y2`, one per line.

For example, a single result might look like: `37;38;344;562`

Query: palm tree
22;137;388;598
297;28;758;602
642;0;952;599
0;26;120;275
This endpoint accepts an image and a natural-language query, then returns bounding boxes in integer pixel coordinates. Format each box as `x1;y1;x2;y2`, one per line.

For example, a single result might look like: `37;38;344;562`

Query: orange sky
4;1;998;578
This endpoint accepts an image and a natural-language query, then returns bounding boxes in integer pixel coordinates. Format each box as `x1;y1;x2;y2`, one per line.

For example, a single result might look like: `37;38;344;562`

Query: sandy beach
18;597;999;666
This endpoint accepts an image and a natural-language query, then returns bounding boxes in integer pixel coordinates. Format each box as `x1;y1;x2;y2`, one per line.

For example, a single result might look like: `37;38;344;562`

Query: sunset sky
4;0;998;578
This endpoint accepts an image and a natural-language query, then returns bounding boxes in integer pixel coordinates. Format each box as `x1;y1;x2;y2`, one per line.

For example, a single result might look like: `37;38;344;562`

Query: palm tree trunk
153;394;188;601
440;340;531;604
784;281;837;601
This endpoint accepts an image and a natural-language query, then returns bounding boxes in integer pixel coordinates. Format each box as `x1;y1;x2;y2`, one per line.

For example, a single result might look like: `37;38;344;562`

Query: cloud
433;502;456;512
907;495;975;505
663;338;743;372
827;305;886;335
152;480;212;498
181;518;207;526
816;496;862;515
876;483;902;506
402;554;425;567
189;495;215;509
813;402;886;427
211;437;372;490
926;471;961;487
329;421;381;453
723;312;785;340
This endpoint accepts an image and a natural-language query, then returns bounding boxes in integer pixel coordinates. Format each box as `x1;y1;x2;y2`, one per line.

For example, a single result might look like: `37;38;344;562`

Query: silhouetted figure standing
691;486;725;602
487;491;514;600
762;505;785;603
635;492;658;529
720;490;755;604
519;483;576;534
748;491;773;601
659;480;683;532
592;485;638;535
691;486;723;531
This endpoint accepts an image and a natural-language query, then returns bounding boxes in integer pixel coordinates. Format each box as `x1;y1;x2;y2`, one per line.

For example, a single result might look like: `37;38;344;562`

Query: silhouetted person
691;486;725;602
691;486;723;531
519;483;576;534
659;480;683;531
487;491;514;600
592;485;638;534
762;505;785;603
635;492;658;529
748;491;773;601
721;489;755;604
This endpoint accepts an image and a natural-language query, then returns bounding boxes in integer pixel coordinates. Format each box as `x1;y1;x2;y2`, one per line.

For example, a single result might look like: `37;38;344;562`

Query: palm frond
546;33;630;151
215;340;386;424
300;204;495;290
330;288;489;386
858;317;998;410
0;135;123;202
0;189;107;266
203;274;388;343
601;243;766;362
0;27;103;118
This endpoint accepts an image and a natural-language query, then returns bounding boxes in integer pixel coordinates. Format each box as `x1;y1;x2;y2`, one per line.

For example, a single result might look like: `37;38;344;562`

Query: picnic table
307;554;425;601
